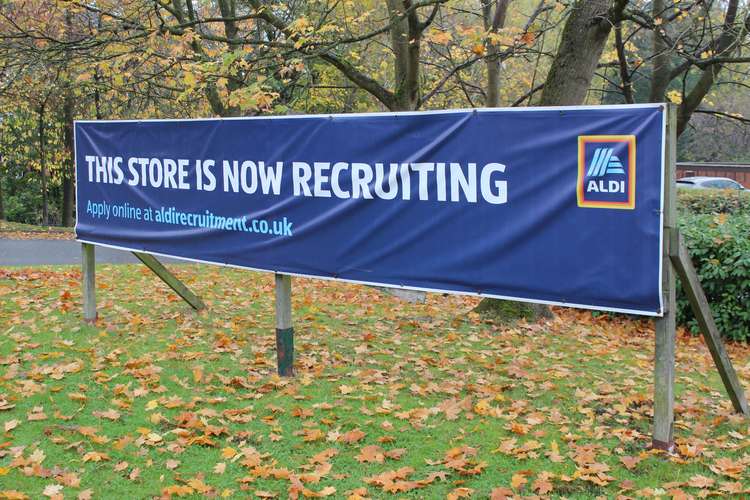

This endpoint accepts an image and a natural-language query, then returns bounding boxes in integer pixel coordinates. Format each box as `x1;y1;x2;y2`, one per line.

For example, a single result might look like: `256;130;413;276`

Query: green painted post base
276;327;294;377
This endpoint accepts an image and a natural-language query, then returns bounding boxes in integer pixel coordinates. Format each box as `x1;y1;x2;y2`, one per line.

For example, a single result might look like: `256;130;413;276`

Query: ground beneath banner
0;265;748;499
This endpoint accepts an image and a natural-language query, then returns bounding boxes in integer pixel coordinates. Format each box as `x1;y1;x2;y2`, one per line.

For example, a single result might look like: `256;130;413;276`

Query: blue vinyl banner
75;104;666;316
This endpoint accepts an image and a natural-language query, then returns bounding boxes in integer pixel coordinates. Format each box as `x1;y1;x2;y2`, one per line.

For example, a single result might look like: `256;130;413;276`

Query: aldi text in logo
577;135;636;209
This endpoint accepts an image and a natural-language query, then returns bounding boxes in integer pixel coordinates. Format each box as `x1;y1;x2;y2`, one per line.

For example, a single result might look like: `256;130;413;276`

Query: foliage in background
679;91;750;163
0;110;66;224
677;190;750;341
1;0;749;226
677;189;750;216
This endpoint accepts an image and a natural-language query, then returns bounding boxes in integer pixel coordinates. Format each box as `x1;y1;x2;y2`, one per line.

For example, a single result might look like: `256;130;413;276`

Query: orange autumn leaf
161;485;194;497
82;451;110;463
356;445;384;464
619;455;641;470
337;429;366;444
511;473;528;490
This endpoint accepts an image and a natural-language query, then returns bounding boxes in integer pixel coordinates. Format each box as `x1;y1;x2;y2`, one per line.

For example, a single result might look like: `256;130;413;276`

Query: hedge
677;188;750;216
677;194;750;341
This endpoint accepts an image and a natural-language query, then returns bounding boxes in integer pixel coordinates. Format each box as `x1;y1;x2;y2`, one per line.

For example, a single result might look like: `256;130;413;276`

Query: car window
702;180;737;189
717;180;741;189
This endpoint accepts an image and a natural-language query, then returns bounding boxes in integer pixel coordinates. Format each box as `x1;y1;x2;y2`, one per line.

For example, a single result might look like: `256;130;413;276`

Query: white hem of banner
657;107;667;316
75;237;662;317
74;103;665;124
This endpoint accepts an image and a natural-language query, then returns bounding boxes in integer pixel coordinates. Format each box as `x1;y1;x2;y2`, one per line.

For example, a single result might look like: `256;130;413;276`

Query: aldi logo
577;135;636;209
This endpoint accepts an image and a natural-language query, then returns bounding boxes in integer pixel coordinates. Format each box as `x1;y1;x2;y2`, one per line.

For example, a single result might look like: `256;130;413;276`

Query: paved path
0;239;183;266
0;238;425;301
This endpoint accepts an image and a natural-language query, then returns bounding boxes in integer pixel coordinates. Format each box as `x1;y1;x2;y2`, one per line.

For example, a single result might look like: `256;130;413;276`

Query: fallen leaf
42;485;63;499
356;445;385;464
338;429;366;444
620;455;641;470
82;451;110;463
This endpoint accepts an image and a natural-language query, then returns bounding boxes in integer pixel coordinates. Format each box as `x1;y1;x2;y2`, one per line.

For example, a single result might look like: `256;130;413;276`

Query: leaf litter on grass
0;265;749;498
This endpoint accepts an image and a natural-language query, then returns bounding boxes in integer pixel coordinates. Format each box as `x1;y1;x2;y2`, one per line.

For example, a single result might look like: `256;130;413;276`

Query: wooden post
82;243;97;323
275;273;294;377
653;104;677;452
132;252;205;310
669;229;749;416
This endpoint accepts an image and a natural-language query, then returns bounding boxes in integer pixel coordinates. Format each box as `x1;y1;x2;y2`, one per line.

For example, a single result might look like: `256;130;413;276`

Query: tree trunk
482;0;512;107
62;90;75;226
94;70;102;119
474;298;554;321
0;172;4;221
38;102;49;226
648;0;671;102
0;126;4;220
614;22;634;103
385;0;423;110
217;0;243;116
476;0;554;320
477;0;624;320
61;10;75;227
539;0;616;106
486;55;501;107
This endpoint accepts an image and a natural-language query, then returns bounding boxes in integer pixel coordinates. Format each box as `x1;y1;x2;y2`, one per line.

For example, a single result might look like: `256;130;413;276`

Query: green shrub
677;213;750;342
677;188;750;216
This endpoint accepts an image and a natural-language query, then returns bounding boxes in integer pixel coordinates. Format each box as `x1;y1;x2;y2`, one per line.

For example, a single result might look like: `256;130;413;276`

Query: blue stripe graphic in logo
586;147;626;177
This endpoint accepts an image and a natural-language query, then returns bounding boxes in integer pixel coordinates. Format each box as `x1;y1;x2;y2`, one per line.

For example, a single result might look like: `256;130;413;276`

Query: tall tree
37;99;48;225
540;0;629;106
482;0;512;107
0;155;4;221
61;10;75;227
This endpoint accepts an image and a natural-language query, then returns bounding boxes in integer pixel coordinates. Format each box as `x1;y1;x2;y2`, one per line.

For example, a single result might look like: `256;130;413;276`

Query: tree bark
539;0;621;106
648;0;671;102
0;169;4;221
61;9;75;227
482;0;512;107
477;0;626;320
94;70;102;119
385;0;424;110
62;91;75;226
477;0;541;318
38;102;49;226
0;127;4;220
614;22;634;103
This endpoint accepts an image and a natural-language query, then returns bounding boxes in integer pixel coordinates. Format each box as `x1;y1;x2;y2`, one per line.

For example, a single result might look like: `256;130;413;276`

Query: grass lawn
0;264;749;499
0;220;74;240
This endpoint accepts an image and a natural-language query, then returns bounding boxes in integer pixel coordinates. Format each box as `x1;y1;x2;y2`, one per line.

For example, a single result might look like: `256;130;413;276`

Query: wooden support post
82;243;97;323
132;252;205;311
275;273;294;377
653;104;677;452
669;229;749;416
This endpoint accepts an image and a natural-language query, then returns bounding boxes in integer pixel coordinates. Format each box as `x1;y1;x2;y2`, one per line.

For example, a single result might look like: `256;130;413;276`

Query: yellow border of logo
577;135;636;209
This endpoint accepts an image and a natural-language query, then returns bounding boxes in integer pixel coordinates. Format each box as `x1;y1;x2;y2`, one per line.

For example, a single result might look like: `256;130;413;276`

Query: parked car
676;176;748;191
